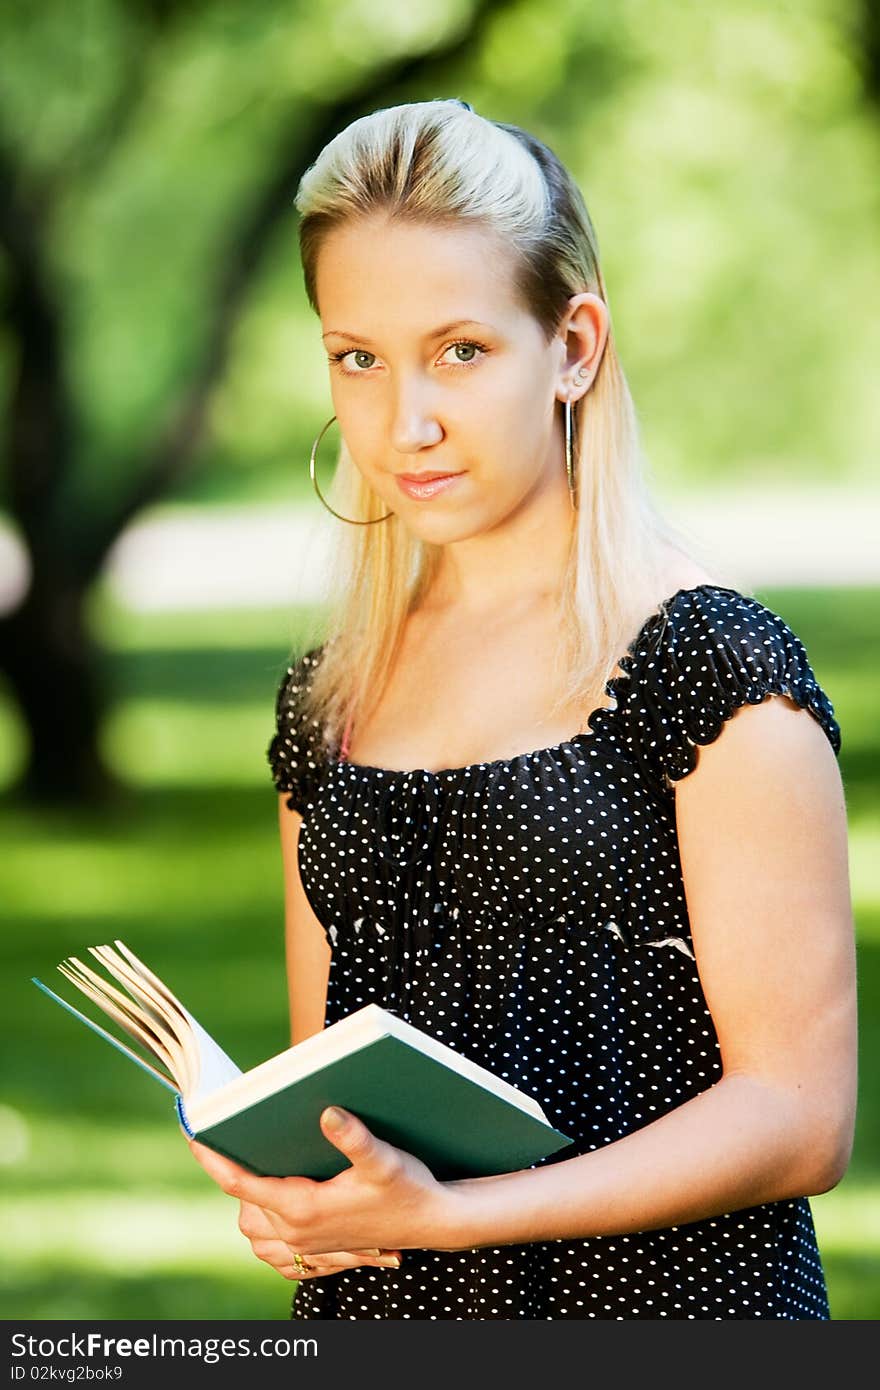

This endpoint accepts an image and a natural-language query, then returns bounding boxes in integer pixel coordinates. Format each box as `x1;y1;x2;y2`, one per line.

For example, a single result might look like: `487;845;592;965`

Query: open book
32;941;573;1179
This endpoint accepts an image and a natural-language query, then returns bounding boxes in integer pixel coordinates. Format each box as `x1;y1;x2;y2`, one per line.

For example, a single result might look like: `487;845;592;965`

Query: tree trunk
0;577;123;807
0;0;506;808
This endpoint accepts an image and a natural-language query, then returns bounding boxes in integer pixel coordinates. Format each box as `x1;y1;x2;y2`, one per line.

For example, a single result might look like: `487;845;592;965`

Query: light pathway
0;487;878;614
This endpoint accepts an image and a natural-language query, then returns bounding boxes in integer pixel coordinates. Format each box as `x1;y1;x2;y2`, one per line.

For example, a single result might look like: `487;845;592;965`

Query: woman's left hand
189;1104;460;1257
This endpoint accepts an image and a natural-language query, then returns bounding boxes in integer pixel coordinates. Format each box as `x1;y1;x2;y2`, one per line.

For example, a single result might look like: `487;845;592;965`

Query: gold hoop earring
564;368;589;512
309;416;394;525
567;397;581;517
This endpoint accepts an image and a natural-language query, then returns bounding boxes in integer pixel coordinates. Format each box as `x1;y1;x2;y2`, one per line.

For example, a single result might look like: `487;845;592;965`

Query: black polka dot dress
267;584;842;1320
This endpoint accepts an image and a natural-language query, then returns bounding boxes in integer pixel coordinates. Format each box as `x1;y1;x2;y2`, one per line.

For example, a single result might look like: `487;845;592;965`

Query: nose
389;381;443;454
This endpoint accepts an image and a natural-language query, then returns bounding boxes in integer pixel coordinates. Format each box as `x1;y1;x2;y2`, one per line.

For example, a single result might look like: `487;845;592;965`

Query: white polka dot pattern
267;585;841;1319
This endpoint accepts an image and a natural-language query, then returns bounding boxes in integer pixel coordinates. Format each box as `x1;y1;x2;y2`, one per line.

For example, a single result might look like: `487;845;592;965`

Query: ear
555;291;609;400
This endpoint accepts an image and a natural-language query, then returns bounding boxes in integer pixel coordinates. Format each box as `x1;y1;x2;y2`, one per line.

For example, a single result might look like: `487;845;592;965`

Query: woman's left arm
190;695;858;1255
437;692;858;1248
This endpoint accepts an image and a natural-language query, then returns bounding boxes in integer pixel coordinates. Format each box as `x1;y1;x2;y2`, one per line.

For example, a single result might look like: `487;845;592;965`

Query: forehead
315;213;530;333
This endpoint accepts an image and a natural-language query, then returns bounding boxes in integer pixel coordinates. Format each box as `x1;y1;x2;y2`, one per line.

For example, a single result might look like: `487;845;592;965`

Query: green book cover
33;942;574;1183
180;1033;574;1180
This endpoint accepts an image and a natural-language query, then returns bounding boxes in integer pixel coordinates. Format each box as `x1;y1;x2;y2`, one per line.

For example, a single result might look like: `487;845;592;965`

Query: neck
425;479;575;620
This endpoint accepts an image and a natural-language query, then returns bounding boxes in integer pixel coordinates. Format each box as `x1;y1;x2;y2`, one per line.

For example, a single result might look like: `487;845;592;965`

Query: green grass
1;587;877;1319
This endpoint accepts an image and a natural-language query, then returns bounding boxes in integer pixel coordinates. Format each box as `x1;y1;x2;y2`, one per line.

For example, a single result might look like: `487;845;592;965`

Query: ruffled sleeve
266;643;332;816
624;586;842;798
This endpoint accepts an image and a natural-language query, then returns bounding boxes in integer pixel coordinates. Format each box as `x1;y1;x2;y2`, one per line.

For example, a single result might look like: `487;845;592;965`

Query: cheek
485;392;551;476
459;371;544;443
334;406;385;473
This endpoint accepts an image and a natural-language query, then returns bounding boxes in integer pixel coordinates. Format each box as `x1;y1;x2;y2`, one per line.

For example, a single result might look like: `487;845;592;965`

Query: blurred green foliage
0;0;877;526
1;588;878;1320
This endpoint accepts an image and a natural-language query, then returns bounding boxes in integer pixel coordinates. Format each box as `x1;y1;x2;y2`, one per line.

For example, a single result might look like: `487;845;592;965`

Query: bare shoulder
659;553;726;594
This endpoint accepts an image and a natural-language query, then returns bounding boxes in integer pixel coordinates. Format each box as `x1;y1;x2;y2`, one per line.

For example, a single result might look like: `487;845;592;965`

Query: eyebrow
321;319;495;345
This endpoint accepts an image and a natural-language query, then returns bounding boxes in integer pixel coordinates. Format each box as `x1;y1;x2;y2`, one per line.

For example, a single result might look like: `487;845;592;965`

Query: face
314;213;578;545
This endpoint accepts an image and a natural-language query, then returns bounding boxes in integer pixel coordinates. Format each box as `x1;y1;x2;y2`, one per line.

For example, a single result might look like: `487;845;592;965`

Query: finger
238;1200;282;1241
238;1200;403;1267
286;1251;400;1278
319;1106;404;1181
287;1264;346;1281
243;1215;402;1269
189;1140;308;1208
251;1239;400;1280
350;1247;404;1260
251;1242;348;1282
342;1249;403;1267
298;1249;402;1272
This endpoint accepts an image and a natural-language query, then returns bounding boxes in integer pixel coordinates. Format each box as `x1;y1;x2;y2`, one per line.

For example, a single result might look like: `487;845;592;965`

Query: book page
89;944;181;1032
57;959;182;1082
59;942;240;1105
88;944;199;1094
180;1008;242;1104
111;941;193;1025
106;942;241;1102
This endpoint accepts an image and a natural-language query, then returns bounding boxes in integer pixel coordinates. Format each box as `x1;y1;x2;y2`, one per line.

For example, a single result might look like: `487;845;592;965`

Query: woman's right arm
277;793;331;1046
257;794;401;1278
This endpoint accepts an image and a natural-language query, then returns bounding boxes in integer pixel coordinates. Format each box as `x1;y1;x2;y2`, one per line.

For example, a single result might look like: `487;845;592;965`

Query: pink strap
340;710;354;761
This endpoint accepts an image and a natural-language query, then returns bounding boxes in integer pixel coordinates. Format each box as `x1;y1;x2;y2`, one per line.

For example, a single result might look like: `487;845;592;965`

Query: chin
404;506;504;548
398;514;466;544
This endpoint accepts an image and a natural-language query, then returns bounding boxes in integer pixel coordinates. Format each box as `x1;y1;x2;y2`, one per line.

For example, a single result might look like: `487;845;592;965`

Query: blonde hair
292;98;732;752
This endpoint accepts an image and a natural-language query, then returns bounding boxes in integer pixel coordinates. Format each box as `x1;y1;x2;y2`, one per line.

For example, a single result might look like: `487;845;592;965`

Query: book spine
175;1093;195;1138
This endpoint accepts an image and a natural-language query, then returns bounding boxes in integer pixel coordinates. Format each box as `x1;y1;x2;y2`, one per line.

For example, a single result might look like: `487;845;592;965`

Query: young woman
190;99;857;1320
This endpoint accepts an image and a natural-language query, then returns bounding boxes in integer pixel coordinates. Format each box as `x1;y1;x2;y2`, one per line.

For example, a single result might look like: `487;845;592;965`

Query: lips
395;471;465;501
397;472;462;482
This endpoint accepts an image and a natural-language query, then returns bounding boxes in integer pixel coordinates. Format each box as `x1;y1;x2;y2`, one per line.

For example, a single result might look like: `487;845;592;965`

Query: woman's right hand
237;1199;402;1280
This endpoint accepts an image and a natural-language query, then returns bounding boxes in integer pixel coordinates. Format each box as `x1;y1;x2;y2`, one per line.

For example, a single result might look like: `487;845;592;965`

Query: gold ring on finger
290;1251;313;1276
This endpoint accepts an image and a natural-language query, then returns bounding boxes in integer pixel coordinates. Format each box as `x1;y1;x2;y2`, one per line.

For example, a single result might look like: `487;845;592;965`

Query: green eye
444;339;489;366
330;339;488;375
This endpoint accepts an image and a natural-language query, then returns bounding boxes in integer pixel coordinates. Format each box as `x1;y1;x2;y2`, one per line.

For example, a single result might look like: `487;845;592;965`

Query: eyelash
328;339;491;376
